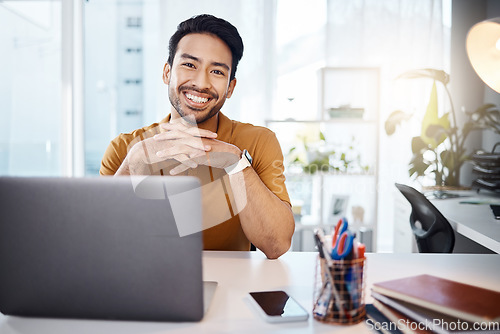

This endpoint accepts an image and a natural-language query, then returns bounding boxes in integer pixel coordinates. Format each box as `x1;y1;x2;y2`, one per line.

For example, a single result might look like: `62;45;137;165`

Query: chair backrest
395;183;455;253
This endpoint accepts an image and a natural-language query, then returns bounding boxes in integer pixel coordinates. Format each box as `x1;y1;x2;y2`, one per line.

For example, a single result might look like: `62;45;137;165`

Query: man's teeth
186;93;209;103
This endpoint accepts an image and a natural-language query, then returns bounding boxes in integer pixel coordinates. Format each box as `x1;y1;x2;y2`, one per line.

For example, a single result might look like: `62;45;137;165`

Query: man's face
163;33;236;125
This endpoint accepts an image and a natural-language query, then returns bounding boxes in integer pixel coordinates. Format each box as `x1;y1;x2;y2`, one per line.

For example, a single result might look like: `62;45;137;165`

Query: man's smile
185;92;210;104
180;87;217;110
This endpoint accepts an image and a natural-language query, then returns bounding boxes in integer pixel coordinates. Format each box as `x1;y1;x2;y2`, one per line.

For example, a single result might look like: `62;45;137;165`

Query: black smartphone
490;205;500;219
248;290;309;323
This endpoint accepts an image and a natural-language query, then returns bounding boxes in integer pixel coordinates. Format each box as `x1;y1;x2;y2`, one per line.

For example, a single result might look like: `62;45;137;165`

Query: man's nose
192;70;211;89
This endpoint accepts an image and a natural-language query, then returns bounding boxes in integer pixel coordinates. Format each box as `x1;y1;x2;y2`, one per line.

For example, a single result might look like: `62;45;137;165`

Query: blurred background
1;0;499;252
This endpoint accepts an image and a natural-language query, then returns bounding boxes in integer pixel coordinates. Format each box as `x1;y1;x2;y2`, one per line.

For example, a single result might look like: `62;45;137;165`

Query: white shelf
269;67;381;251
285;171;376;177
266;119;377;124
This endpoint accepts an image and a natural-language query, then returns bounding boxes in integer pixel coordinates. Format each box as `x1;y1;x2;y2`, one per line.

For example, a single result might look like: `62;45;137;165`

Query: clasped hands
124;120;241;175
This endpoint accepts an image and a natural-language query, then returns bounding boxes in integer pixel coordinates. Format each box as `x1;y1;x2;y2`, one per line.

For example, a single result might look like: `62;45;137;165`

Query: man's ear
162;63;171;84
226;78;237;99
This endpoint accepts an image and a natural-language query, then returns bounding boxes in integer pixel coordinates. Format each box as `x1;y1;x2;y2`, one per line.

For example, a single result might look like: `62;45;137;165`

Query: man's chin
181;109;218;125
170;94;222;125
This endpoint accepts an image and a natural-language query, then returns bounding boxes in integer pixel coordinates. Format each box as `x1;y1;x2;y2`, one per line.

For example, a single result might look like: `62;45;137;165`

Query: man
100;14;294;259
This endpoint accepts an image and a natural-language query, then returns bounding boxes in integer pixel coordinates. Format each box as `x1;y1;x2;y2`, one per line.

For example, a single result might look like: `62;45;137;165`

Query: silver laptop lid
0;176;204;322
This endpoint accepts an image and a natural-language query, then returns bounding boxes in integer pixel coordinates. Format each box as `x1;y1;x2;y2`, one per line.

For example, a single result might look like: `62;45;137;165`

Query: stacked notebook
365;274;500;334
471;143;500;193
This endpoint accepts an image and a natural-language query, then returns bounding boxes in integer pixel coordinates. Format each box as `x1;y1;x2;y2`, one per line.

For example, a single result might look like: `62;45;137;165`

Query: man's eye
182;63;195;68
212;70;225;76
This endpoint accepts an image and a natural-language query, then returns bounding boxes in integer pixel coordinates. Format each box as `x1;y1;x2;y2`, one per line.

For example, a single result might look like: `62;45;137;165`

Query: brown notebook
372;298;433;334
372;292;500;334
372;274;500;324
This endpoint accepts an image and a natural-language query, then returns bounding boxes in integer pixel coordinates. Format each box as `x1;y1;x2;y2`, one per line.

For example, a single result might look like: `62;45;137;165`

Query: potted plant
385;68;500;187
286;130;370;175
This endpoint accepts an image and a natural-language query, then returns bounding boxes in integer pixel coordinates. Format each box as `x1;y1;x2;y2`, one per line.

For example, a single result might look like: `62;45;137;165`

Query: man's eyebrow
180;53;199;62
179;53;230;72
211;61;230;72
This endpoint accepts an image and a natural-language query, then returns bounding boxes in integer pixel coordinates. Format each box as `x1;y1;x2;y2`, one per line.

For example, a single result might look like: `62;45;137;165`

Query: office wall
451;0;500;186
482;1;500;153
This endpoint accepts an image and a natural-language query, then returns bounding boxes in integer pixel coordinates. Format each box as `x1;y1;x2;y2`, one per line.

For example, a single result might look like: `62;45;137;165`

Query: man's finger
155;139;211;158
153;130;191;141
170;162;192;175
155;148;199;164
160;122;217;138
153;129;216;143
175;154;198;169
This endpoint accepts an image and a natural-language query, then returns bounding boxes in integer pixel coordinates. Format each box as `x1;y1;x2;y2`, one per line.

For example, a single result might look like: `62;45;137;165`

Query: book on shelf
371;274;500;324
371;291;499;334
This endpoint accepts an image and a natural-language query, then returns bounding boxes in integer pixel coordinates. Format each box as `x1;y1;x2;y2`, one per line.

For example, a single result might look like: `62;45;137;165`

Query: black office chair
395;183;455;253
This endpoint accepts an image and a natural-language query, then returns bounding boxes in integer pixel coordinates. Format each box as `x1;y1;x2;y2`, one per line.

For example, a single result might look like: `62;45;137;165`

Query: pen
459;200;494;205
314;229;345;318
357;243;366;259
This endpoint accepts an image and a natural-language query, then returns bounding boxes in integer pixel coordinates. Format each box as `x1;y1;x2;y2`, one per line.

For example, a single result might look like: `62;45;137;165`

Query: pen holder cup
312;256;366;325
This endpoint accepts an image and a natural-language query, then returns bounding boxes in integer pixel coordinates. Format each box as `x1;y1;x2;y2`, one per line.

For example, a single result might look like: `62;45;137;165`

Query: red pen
357;243;366;259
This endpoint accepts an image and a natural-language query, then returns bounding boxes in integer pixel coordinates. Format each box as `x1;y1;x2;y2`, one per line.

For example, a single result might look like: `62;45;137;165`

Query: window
0;1;62;176
83;0;150;175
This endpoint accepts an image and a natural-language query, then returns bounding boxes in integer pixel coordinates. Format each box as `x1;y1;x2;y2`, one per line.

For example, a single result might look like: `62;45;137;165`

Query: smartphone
490;205;500;219
248;290;309;323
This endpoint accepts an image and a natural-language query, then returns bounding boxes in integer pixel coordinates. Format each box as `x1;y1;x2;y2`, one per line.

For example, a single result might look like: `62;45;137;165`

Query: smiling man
100;14;294;259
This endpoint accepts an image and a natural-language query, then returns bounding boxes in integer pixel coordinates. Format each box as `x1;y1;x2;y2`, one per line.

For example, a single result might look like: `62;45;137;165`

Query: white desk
429;192;500;253
1;251;499;334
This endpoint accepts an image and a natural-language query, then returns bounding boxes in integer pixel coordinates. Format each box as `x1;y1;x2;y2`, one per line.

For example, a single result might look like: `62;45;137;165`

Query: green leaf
426;123;448;147
468;104;500;135
440;150;455;170
396;68;449;85
319;131;326;141
474;103;497;116
461;121;475;138
409;162;430;177
486;106;500;118
411;136;428;154
384;110;412;135
421;82;450;148
409;153;430;177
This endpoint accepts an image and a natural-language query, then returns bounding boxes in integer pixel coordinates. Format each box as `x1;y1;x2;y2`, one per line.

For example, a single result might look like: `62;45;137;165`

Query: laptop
0;176;216;322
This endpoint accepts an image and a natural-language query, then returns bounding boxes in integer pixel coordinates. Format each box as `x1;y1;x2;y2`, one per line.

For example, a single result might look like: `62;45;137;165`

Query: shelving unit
267;67;380;251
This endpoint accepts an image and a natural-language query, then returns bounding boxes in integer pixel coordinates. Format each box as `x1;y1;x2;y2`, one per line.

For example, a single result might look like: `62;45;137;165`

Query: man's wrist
115;158;130;175
225;149;252;175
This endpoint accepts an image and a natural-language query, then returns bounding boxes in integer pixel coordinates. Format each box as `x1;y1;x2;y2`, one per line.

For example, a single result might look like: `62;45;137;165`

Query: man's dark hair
168;14;244;82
